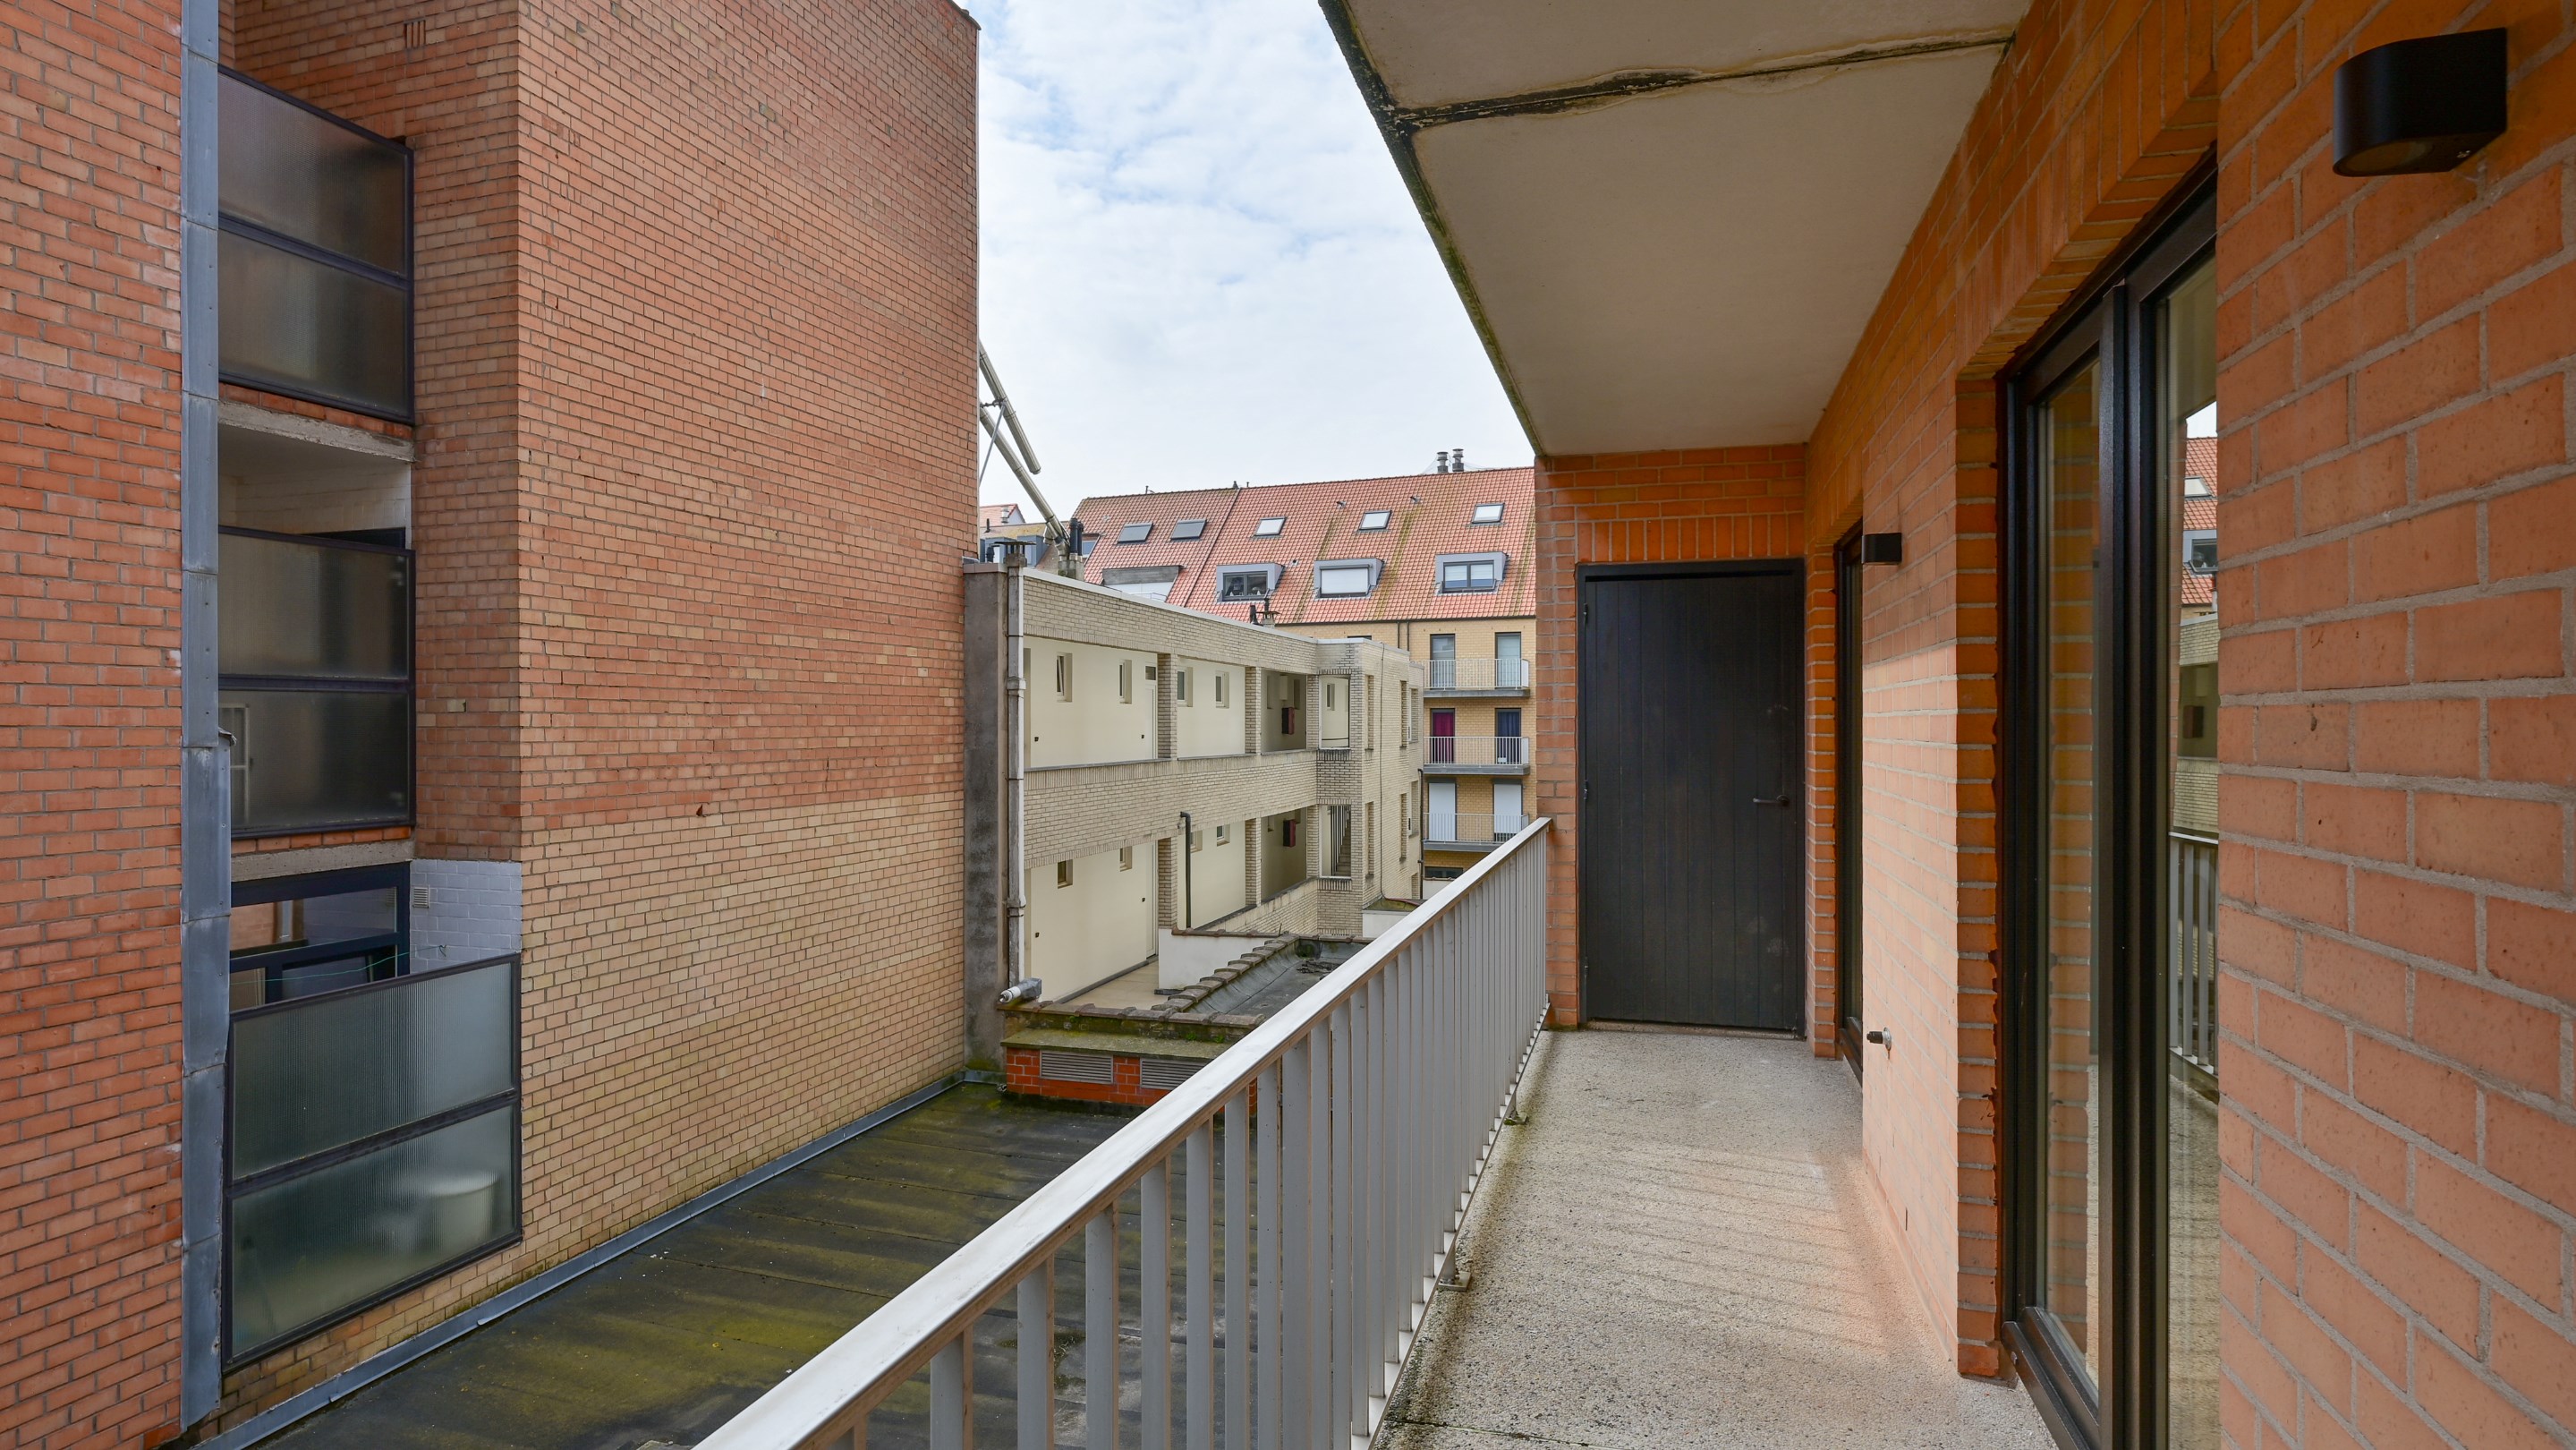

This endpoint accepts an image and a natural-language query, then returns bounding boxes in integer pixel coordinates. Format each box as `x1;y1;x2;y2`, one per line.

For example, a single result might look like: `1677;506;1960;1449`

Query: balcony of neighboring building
1423;733;1529;776
1422;654;1529;697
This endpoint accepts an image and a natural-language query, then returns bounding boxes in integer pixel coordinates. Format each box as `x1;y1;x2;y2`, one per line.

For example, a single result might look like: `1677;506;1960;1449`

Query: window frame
1358;509;1392;531
1435;552;1506;593
1252;516;1286;537
1470;502;1505;525
1173;517;1207;541
1116;522;1153;544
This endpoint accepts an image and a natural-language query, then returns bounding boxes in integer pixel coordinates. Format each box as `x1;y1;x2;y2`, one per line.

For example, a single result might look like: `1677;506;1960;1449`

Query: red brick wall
2210;3;2576;1446
1798;0;2222;1376
1527;447;1806;1028
0;2;189;1446
218;0;982;1422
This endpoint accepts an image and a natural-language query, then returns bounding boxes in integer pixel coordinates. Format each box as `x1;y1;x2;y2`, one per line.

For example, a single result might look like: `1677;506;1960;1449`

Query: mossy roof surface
256;1085;1126;1450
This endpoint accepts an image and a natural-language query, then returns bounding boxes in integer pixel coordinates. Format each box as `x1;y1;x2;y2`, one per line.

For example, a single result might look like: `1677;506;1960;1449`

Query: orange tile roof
979;502;1024;530
2181;436;2218;605
1073;467;1536;625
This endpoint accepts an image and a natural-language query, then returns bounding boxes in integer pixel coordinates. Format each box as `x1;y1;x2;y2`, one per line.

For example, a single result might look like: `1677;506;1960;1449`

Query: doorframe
1997;183;2215;1450
1833;530;1866;1077
1575;558;1807;1028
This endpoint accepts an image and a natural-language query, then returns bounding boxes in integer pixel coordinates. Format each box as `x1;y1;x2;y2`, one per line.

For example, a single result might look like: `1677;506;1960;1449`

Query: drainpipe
1178;811;1194;929
1004;558;1028;993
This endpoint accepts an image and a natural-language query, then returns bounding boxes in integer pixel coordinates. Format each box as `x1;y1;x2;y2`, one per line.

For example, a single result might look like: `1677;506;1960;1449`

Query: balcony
1424;809;1525;855
1424;657;1528;695
1425;735;1528;774
219;70;413;421
218;526;413;836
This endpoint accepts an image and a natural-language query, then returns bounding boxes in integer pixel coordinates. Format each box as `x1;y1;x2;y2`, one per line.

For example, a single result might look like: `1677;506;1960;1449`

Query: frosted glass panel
219;230;411;416
220;532;408;680
222;687;409;832
219;74;407;271
229;1106;515;1354
232;959;514;1177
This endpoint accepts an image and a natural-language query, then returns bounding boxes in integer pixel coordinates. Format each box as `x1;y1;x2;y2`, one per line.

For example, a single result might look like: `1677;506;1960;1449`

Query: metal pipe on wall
1004;560;1028;990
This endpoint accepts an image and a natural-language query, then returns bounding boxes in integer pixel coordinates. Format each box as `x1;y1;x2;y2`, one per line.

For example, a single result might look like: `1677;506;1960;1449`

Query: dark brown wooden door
1579;564;1804;1028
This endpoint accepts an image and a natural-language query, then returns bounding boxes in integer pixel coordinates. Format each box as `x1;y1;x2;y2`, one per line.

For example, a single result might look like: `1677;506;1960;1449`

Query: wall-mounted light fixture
2334;29;2507;176
1860;533;1903;565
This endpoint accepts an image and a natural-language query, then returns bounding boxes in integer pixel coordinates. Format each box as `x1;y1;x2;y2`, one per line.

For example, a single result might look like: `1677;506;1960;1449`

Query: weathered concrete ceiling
1325;0;2028;455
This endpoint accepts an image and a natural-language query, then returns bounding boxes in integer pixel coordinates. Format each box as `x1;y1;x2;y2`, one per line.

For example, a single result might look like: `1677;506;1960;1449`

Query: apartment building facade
4;0;980;1443
960;565;1424;1036
1325;1;2576;1447
1074;467;1537;886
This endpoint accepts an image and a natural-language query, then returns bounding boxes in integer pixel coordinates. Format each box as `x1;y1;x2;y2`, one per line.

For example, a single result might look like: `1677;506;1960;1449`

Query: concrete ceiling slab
1328;0;2026;455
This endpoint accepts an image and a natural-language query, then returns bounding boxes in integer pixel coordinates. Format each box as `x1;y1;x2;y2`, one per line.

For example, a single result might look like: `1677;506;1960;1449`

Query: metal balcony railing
701;819;1551;1450
1426;735;1528;769
2172;831;2218;1079
1424;810;1526;849
1425;658;1528;692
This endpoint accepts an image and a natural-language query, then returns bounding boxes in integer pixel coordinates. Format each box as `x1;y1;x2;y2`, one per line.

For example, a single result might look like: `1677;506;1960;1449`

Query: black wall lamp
2334;29;2508;176
1860;532;1903;565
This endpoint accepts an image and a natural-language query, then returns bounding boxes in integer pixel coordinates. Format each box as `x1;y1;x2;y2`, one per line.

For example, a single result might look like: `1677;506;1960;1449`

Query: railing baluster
1331;1002;1356;1446
1186;1125;1215;1450
1306;1025;1333;1449
1280;1041;1311;1450
1020;1262;1055;1450
931;1335;969;1450
1143;1161;1171;1450
1256;1064;1283;1450
1087;1210;1118;1450
1225;1092;1250;1450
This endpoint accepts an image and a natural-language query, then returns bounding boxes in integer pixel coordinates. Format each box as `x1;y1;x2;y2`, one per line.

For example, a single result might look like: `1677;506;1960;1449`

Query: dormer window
1218;565;1280;601
1173;518;1207;540
1471;503;1504;525
2184;530;2217;575
1314;559;1382;598
1253;517;1286;537
1359;509;1391;531
1437;552;1505;593
1117;523;1152;544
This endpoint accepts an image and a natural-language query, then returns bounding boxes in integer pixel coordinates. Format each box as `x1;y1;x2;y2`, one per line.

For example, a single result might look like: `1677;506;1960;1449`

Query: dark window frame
228;861;411;1005
1173;517;1207;540
1117;522;1153;543
1997;180;2215;1450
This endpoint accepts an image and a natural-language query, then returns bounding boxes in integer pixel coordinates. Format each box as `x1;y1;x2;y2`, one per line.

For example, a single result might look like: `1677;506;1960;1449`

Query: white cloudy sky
964;0;1530;509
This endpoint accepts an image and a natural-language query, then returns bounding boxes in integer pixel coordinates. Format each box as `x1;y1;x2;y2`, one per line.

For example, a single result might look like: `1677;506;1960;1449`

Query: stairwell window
1119;659;1133;702
1054;653;1073;700
1055;860;1072;888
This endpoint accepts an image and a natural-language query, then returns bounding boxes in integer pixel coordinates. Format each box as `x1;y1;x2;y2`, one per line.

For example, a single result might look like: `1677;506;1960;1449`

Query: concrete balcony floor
1382;1028;2054;1450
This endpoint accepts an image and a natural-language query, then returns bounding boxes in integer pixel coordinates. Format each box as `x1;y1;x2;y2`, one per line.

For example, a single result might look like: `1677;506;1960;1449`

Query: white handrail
701;818;1552;1450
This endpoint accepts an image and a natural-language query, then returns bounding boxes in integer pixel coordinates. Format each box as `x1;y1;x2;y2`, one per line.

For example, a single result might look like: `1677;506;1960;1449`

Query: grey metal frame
701;818;1552;1450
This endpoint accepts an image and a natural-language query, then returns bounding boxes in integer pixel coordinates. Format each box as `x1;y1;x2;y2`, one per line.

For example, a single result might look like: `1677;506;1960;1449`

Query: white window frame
1359;509;1391;531
1253;516;1286;536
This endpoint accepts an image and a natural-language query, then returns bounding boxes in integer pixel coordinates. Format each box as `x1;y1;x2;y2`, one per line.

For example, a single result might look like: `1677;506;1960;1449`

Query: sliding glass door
2002;185;2216;1450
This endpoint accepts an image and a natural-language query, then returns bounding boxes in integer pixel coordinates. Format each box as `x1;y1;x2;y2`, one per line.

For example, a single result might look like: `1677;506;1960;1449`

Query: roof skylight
1173;518;1207;540
1253;516;1286;536
1471;503;1505;525
1117;523;1153;543
1359;510;1391;531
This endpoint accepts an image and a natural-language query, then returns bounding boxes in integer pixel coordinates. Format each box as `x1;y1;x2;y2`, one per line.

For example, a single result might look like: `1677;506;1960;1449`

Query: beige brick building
962;566;1424;1041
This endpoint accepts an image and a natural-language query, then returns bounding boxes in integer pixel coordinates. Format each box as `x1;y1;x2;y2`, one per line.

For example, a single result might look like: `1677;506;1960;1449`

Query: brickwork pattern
2207;4;2576;1446
1529;446;1807;1029
217;0;982;1423
1793;0;2223;1373
0;2;190;1444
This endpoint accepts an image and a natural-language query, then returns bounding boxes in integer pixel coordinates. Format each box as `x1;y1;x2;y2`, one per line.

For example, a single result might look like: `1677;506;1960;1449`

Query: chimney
1452;448;1466;473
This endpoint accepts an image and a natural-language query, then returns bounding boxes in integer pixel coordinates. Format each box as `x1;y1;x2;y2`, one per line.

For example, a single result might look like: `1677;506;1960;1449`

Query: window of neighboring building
1190;830;1203;852
1438;555;1503;593
1117;522;1152;543
1471;502;1504;524
2182;474;2211;497
1119;659;1133;702
1253;516;1286;536
1177;668;1192;704
1078;536;1099;556
1359;509;1391;531
1328;806;1353;877
1173;518;1206;540
1219;568;1275;601
1215;672;1229;705
1315;560;1378;598
1056;860;1072;888
2184;529;2217;574
1055;653;1073;699
1119;847;1134;871
1216;823;1229;844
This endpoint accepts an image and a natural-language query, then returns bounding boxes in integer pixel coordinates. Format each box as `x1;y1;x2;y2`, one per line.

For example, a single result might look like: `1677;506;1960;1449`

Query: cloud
967;0;1529;508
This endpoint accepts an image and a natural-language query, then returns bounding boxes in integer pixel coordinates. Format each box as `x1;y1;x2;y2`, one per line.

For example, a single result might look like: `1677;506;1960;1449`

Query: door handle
1753;795;1792;806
